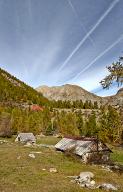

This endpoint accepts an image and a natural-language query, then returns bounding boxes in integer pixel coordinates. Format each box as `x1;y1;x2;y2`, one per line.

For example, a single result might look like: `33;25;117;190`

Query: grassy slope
0;137;123;192
111;148;123;165
37;136;60;145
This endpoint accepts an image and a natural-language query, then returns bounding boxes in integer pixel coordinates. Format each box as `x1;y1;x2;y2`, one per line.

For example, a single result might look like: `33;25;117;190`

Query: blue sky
0;0;123;96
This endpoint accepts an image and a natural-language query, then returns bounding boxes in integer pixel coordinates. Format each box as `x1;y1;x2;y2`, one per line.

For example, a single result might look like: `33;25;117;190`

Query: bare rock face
36;84;123;107
36;84;102;103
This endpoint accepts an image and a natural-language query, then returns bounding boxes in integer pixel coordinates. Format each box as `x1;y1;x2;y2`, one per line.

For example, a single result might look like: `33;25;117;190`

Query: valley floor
0;137;123;192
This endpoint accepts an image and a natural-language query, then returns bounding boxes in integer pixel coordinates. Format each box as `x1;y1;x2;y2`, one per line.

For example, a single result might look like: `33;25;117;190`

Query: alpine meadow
0;0;123;192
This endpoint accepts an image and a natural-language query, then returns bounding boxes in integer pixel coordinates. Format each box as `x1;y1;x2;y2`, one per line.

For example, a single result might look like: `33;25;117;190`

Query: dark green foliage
100;57;123;89
99;106;122;143
45;122;53;136
51;99;98;109
0;111;12;137
0;67;100;110
0;68;122;144
0;68;49;106
0;104;122;144
76;112;84;135
83;100;89;109
56;111;79;136
0;106;53;135
94;101;98;109
85;112;97;136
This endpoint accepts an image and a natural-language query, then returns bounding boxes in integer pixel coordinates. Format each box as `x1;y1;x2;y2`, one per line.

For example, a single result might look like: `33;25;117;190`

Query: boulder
75;172;96;189
28;153;35;158
79;172;94;182
90;180;96;185
97;183;118;191
42;168;46;171
79;181;96;189
49;168;57;173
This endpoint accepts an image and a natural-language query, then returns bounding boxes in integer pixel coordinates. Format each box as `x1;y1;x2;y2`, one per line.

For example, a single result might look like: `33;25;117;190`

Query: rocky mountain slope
36;84;102;102
106;87;123;107
36;84;123;107
0;68;48;106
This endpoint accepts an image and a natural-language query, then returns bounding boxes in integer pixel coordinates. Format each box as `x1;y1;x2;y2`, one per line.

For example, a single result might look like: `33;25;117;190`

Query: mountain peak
36;84;101;102
36;84;123;107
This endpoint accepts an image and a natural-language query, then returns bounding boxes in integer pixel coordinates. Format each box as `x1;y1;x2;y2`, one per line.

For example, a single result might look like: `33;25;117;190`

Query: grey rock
90;180;96;185
28;153;35;158
79;182;96;189
49;168;57;173
42;168;46;171
79;172;94;182
97;183;118;191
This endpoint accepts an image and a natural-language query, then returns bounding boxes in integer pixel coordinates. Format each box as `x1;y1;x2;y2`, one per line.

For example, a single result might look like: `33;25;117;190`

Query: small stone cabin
15;133;36;144
55;137;112;163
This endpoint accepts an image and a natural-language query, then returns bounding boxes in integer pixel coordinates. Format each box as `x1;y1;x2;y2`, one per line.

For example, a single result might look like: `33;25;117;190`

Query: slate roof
15;133;36;143
55;137;111;156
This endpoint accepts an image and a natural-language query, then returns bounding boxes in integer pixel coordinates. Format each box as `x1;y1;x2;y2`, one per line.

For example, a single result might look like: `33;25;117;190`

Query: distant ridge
36;84;123;107
36;84;101;102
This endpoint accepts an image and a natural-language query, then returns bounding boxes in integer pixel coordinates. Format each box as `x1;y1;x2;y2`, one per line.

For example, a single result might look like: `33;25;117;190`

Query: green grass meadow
0;137;123;192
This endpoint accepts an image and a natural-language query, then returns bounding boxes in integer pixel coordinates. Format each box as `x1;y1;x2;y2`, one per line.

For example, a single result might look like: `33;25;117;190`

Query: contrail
67;0;95;47
57;0;120;72
72;34;123;81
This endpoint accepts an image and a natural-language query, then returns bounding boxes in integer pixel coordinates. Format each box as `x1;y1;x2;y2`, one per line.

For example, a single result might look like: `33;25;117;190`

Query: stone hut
55;137;112;163
15;133;36;144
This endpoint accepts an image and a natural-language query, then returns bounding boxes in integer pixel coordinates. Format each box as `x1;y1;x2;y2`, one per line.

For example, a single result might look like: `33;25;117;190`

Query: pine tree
0;112;12;137
99;106;122;143
94;101;98;109
85;111;97;136
57;112;79;136
107;106;122;142
11;108;23;134
100;58;123;89
76;112;84;135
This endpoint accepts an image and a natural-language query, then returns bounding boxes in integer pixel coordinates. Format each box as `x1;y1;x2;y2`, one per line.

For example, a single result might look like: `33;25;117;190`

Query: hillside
105;87;123;107
36;84;102;103
0;68;49;107
36;84;123;107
